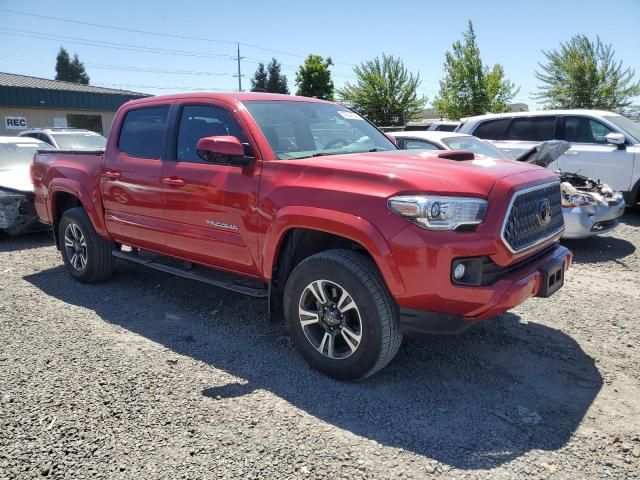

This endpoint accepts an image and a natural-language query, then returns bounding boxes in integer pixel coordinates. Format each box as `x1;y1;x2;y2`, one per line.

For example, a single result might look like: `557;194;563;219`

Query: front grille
501;182;564;253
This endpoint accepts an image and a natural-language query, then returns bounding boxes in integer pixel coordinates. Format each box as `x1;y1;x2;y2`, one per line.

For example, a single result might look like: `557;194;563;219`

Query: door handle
162;176;185;187
565;151;579;156
102;169;121;180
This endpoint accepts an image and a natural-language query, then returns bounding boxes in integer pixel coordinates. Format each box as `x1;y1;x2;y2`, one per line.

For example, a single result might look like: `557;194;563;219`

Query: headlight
387;195;487;231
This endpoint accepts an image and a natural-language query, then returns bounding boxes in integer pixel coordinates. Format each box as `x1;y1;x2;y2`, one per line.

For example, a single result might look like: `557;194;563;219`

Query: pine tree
55;47;89;85
433;21;518;119
250;63;268;92
295;55;334;100
265;58;289;94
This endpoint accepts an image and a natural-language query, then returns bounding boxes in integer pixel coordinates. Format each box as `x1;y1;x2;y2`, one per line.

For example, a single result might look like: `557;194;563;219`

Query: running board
112;249;268;298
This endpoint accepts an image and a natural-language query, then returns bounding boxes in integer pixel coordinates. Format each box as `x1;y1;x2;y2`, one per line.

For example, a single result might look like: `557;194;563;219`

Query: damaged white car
518;141;626;239
391;131;626;239
0;136;52;236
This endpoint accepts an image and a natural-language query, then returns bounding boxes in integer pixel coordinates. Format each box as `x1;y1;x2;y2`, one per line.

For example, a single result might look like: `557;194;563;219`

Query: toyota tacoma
30;93;572;380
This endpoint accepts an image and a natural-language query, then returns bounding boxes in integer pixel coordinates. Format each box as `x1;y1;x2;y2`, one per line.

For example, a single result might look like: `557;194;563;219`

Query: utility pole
235;42;243;92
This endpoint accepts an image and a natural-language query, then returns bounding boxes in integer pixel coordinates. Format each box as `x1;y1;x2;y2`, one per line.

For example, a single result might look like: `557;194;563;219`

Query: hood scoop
437;150;476;161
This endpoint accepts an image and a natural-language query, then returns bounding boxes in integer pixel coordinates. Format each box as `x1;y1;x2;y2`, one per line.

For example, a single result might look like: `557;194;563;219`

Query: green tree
295;55;334;100
250;63;268;92
265;58;289;94
337;54;425;126
534;34;640;110
433;21;518;119
55;47;90;85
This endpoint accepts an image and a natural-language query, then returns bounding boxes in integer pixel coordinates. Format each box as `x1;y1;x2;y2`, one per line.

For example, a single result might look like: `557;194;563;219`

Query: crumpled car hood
516;140;571;167
0;165;33;193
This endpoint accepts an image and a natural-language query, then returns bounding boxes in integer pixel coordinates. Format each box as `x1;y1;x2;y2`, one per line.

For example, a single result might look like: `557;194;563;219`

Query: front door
558;116;635;192
161;103;261;277
101;105;169;251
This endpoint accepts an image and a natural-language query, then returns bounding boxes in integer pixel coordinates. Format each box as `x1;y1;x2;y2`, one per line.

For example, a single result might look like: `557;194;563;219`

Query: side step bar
112;249;268;298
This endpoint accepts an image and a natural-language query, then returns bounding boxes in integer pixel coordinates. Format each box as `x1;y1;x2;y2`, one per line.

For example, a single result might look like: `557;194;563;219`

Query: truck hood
0;165;33;193
291;149;546;197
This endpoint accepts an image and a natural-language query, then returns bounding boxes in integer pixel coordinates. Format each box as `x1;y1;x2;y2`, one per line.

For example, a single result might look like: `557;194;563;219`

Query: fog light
453;263;466;280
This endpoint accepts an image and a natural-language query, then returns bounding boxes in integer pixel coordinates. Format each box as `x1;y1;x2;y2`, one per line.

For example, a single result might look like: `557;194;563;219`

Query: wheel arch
264;208;406;322
49;180;110;248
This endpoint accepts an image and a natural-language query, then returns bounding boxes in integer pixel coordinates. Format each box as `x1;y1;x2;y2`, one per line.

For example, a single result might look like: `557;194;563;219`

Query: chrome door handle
162;176;185;187
102;170;121;180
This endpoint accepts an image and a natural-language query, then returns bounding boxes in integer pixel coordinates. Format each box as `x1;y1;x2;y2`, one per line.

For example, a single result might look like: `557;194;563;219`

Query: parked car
31;93;571;380
403;120;460;132
391;131;626;239
0;136;52;235
18;128;107;151
456;110;640;205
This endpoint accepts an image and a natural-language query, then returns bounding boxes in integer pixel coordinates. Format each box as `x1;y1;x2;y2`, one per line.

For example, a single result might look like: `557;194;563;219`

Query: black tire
283;249;402;381
58;207;115;283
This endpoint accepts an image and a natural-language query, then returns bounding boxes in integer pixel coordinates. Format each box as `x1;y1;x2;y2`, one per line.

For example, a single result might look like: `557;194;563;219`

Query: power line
0;28;237;60
0;7;357;67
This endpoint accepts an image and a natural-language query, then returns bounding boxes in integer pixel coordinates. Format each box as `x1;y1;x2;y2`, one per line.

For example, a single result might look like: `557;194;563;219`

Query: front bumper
388;220;572;334
561;197;626;239
0;193;44;235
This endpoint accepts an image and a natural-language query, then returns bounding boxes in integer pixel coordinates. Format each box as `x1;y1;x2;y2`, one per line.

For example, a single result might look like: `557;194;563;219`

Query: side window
473;119;511;140
118;106;169;159
403;139;440;150
505;117;555;141
38;134;53;145
563;116;614;144
177;105;248;162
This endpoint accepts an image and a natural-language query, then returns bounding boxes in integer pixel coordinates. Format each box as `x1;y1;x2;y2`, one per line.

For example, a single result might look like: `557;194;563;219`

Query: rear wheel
59;207;115;283
284;249;402;381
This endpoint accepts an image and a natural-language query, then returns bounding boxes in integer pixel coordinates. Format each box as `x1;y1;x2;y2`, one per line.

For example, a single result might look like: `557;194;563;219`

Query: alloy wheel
298;279;363;359
64;223;87;271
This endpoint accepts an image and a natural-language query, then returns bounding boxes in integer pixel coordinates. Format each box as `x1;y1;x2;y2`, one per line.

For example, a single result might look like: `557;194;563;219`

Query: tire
283;249;403;381
58;207;115;283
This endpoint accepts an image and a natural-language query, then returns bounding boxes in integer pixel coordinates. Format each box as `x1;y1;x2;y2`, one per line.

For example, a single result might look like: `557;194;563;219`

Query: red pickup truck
31;92;572;380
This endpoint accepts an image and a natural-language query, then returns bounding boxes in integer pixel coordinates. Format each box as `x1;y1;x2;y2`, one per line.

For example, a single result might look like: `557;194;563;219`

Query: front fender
263;206;406;297
48;178;110;238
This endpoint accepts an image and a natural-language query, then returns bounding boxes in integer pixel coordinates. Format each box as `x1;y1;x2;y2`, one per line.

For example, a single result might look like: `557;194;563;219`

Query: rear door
490;116;556;161
558;115;635;192
161;103;261;276
101;105;169;251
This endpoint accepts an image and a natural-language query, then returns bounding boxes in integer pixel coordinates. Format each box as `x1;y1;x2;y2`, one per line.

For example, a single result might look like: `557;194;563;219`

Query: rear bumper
561;198;625;239
395;242;572;335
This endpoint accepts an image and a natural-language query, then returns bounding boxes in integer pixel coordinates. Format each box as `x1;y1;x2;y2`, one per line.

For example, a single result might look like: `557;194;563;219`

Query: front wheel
284;249;402;381
59;207;115;283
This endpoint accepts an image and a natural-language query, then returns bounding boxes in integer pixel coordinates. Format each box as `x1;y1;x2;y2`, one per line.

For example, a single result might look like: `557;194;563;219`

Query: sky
1;0;639;109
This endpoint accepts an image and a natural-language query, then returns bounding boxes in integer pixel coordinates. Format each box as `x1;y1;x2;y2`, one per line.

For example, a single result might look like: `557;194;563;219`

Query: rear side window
176;105;248;162
118;106;169;158
506;117;555;141
473;119;511;140
403;139;440;150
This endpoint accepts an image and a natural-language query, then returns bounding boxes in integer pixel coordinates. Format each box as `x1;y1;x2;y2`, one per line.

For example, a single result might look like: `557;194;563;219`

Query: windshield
52;133;107;150
242;101;396;159
602;114;640;143
440;135;510;159
0;142;52;170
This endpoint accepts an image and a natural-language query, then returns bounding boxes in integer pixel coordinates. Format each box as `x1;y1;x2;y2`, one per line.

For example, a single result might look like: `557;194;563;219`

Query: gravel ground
1;211;639;480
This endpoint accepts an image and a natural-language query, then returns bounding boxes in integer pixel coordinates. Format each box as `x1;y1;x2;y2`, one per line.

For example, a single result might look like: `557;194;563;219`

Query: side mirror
385;134;397;146
196;136;254;167
606;132;626;149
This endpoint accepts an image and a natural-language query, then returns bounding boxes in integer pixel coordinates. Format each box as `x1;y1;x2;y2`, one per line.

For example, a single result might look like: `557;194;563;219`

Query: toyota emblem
538;198;552;226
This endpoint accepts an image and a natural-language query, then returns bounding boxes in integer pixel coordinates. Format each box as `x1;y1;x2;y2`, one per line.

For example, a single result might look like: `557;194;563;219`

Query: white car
391;131;626;239
18;128;106;151
0;136;53;235
455;110;640;205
